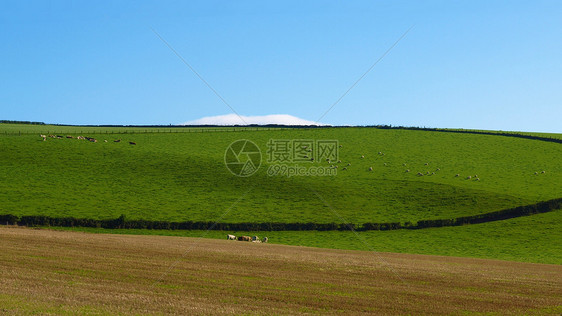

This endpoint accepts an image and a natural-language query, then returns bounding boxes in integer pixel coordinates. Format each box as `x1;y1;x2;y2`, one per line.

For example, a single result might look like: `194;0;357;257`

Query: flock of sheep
40;134;136;145
227;234;268;243
322;149;548;180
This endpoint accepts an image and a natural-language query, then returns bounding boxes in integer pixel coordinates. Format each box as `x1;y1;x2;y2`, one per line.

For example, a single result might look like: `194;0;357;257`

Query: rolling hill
0;123;560;262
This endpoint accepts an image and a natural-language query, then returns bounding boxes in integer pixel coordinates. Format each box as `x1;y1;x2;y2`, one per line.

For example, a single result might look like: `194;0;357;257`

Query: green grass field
50;209;562;264
1;123;561;263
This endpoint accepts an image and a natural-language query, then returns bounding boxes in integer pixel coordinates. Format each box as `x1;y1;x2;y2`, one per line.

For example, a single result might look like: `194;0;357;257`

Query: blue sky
1;1;561;132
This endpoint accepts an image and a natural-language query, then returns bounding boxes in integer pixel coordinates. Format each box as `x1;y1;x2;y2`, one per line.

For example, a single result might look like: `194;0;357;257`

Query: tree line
1;198;560;231
0;120;45;125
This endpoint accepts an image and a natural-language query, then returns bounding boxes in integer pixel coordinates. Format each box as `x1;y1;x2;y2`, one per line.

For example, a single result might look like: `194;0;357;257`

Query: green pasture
48;209;562;265
1;124;560;225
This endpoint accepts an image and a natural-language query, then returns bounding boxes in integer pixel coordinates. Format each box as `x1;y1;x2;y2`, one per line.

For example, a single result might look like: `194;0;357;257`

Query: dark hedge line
363;125;562;144
3;123;560;144
1;198;560;232
433;129;562;144
414;198;562;228
0;120;45;125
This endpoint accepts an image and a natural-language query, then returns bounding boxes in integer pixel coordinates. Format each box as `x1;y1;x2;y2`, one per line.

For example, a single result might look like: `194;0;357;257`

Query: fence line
1;127;309;136
2;126;561;144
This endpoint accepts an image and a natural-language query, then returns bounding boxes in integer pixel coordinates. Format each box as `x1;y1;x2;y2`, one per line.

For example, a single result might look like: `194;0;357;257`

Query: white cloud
182;114;327;126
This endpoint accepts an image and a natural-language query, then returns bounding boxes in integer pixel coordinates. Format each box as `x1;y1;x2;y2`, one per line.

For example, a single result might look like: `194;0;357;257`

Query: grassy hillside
1;124;560;225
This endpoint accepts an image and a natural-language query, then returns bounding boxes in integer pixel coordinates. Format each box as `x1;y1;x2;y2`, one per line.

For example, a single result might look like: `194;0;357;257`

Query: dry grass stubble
0;227;560;315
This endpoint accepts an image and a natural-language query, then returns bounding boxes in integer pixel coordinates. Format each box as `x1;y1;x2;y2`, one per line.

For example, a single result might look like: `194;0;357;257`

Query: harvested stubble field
1;227;560;315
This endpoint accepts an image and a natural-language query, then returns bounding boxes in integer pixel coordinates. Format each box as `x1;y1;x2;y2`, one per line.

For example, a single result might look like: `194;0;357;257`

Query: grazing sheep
403;163;407;166
310;158;314;161
361;155;365;159
339;145;342;148
383;163;387;166
474;175;478;178
455;174;460;177
406;169;410;172
104;140;108;143
467;176;472;179
425;162;429;166
436;168;440;171
378;152;382;155
343;167;347;170
534;172;538;175
368;167;373;171
337;160;342;163
40;134;46;141
417;172;423;176
347;163;351;166
334;165;338;169
431;172;435;175
326;158;330;162
541;170;546;174
475;178;480;181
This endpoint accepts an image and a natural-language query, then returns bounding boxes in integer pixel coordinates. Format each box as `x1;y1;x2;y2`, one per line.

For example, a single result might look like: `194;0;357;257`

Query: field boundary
2;124;560;144
2;198;560;232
